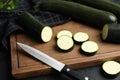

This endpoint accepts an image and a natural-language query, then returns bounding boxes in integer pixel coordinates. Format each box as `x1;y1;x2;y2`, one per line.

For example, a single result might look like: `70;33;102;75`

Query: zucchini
17;11;53;42
35;0;117;29
80;41;99;56
57;35;74;51
102;23;120;43
69;0;120;22
73;32;89;44
102;61;120;78
57;30;73;39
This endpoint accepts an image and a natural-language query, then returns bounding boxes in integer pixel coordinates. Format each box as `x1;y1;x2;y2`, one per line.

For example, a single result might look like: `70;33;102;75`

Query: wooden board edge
10;34;18;70
10;33;19;77
11;66;53;79
10;33;55;79
10;31;120;79
11;50;120;79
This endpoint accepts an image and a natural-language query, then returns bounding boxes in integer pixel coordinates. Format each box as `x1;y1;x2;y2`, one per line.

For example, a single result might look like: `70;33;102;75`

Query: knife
17;42;94;80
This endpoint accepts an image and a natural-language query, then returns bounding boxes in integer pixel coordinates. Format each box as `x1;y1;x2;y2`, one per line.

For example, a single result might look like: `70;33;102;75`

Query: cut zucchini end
80;41;99;56
102;61;120;76
73;32;89;43
57;30;73;39
41;26;53;42
102;24;108;40
57;35;74;51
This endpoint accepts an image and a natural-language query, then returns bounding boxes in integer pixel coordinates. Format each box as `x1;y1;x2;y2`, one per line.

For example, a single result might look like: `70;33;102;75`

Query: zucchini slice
102;61;120;78
102;23;120;43
57;30;73;39
17;11;53;42
73;32;89;43
80;41;99;56
57;35;74;51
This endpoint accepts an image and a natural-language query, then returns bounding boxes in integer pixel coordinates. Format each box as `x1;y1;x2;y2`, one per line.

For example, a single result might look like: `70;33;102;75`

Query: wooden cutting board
10;21;120;79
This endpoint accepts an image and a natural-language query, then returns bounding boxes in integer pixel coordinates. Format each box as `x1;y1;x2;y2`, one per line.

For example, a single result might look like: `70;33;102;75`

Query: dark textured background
0;0;120;80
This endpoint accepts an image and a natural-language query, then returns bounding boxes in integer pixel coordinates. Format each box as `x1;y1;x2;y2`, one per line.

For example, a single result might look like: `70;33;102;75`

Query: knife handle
61;65;93;80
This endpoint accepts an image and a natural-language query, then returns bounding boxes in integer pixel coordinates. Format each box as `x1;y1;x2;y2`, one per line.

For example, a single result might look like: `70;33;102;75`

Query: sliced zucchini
57;35;74;51
80;41;99;56
57;30;73;39
17;11;53;42
73;32;89;43
102;23;120;43
102;61;120;78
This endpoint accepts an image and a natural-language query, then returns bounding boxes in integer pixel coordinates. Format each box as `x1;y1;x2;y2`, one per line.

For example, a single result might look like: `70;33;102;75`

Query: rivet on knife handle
62;65;92;80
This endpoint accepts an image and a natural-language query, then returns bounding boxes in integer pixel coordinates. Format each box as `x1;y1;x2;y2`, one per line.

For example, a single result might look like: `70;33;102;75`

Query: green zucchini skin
102;23;120;43
79;48;96;56
101;69;118;79
36;1;117;29
79;41;98;56
17;11;52;42
69;0;120;22
101;61;120;78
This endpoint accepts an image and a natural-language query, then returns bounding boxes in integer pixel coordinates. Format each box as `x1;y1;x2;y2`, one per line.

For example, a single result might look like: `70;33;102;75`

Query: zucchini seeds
102;61;120;78
80;41;99;56
57;35;74;51
73;32;89;43
57;30;72;39
41;26;53;42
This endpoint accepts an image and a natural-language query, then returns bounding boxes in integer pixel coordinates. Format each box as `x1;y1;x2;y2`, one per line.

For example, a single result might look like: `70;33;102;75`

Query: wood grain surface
10;21;120;79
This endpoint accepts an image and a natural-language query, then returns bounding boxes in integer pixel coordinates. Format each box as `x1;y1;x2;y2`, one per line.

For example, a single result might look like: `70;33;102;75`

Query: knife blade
17;42;94;80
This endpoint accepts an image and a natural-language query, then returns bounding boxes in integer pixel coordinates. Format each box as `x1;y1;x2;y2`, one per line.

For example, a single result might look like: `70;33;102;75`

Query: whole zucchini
18;11;53;42
69;0;120;22
35;0;117;29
